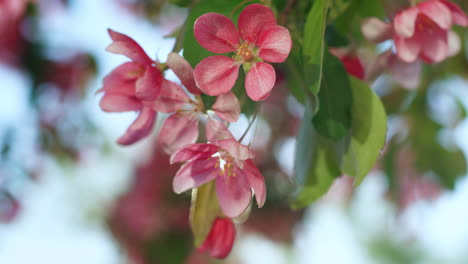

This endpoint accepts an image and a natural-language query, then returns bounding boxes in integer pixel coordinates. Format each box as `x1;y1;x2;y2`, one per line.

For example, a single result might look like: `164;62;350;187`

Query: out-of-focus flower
0;0;28;65
329;48;365;80
170;119;266;218
362;0;468;63
197;217;236;259
98;29;163;145
193;4;292;101
377;50;422;89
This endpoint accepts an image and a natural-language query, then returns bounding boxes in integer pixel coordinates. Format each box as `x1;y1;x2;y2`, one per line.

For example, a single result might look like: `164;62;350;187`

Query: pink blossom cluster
98;3;290;259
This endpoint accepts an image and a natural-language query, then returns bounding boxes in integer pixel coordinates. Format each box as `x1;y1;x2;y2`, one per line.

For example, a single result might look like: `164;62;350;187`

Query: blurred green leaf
342;77;387;184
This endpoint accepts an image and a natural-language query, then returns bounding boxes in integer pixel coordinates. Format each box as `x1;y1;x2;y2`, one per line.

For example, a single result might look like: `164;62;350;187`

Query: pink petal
212;92;240;122
420;20;448;63
106;29;152;65
173;158;220;193
339;55;365;80
216;170;252;218
150;79;189;113
135;66;162;101
243;160;266;208
117;107;156;145
157;112;199;155
198;217;236;259
194;13;239;54
448;30;462;57
238;4;277;44
394;35;422;63
245;62;275;101
170;143;221;164
217;139;255;161
194;56;240;96
394;7;419;38
166;52;201;95
439;0;468;26
361;17;393;43
257;25;292;63
101;62;141;96
387;54;422;90
99;93;142;112
206;118;235;143
418;0;452;30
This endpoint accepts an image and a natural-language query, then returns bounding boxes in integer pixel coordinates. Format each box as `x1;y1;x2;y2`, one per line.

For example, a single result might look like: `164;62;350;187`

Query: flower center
217;155;236;178
236;42;254;62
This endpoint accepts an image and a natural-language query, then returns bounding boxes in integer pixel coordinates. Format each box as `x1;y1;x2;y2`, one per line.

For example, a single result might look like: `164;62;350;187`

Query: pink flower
197;217;236;259
170;119;266;218
362;0;468;63
193;4;292;101
329;48;365;80
156;53;241;154
98;29;163;145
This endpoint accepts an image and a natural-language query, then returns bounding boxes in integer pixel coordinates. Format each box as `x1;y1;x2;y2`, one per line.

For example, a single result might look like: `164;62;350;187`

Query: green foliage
333;0;385;37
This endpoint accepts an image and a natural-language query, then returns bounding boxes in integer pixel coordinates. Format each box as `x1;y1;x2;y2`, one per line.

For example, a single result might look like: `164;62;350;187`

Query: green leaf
312;50;353;140
302;0;328;95
342;77;387;184
190;181;221;247
291;99;343;209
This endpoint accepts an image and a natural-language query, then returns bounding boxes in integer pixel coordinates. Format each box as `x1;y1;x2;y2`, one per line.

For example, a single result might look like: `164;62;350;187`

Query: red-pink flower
193;4;292;101
362;0;468;63
197;217;236;259
156;53;241;154
329;48;365;80
98;29;163;145
170;119;266;218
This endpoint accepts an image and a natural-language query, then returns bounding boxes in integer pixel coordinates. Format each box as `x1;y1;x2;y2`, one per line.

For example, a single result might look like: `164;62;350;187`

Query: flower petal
194;56;240;96
117;107;156;145
394;7;419;38
170;143;221;164
238;4;277;44
135;66;162;101
448;30;462;57
245;62;275;101
194;13;239;54
439;0;468;26
173;158;219;193
198;217;236;259
101;62;141;96
420;18;448;63
418;0;452;30
216;171;252;218
99;93;142;112
361;17;393;43
158;112;199;155
394;35;422;63
166;52;201;95
257;25;292;63
212;92;240;122
106;29;152;65
387;54;422;90
243;159;266;208
150;79;189;113
206;118;235;143
217;139;255;161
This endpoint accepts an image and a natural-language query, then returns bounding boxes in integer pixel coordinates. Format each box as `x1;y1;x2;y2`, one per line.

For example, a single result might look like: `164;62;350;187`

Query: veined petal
217;139;255;161
117;107;156;145
418;0;452;30
101;62;141;96
106;29;152;65
212;92;240;122
194;56;240;96
166;52;201;95
198;217;236;259
394;7;419;38
99;93;142;112
243;160;266;208
151;79;189;113
173;158;220;194
206;118;235;143
361;17;393;43
216;171;252;218
257;25;292;63
394;35;422;63
170;143;221;164
238;4;277;44
135;66;162;101
245;62;275;101
439;0;468;26
157;112;199;155
194;13;239;54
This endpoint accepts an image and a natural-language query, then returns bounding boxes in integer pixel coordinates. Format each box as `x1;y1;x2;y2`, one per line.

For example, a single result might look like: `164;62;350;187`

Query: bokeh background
2;0;468;263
